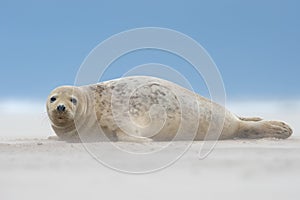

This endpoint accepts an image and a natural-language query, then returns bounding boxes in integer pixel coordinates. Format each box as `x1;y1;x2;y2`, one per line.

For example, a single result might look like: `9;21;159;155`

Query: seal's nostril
57;105;66;112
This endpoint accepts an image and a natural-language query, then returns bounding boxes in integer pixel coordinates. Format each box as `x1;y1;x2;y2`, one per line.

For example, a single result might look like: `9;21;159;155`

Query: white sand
1;100;300;200
1;138;300;200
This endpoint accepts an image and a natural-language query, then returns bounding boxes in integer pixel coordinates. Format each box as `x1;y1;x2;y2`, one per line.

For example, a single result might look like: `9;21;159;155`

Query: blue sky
0;0;299;101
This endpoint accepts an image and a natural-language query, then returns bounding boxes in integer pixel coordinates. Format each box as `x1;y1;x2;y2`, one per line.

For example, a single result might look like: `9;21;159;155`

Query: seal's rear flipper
237;120;293;139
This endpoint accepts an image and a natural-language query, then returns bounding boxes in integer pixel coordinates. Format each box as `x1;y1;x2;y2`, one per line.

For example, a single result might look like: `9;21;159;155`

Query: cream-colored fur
47;76;293;142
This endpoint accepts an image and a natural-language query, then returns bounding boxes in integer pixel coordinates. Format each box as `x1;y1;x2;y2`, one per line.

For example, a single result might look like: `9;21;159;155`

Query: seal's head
47;86;86;130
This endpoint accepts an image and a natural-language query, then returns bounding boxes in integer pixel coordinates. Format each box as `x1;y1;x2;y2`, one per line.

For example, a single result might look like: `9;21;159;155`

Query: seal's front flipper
47;135;60;140
115;129;153;142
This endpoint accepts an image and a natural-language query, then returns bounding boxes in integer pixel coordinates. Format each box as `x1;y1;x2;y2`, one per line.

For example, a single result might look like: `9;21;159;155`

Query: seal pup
46;76;292;142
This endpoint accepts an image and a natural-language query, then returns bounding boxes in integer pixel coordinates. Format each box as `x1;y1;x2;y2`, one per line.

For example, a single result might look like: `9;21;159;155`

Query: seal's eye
50;97;56;103
70;97;77;105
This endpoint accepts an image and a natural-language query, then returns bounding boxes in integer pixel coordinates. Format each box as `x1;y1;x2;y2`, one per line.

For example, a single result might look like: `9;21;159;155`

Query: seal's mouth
58;116;64;120
54;113;69;120
55;112;66;118
50;109;74;126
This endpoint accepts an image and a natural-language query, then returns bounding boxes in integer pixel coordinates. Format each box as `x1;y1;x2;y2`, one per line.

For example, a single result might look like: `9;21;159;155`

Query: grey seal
46;76;293;142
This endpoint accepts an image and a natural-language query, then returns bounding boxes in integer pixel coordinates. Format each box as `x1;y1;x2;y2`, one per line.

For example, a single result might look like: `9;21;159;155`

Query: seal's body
47;76;292;142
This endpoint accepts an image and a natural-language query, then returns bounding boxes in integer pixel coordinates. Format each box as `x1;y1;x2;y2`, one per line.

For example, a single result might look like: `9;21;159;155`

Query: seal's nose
57;105;66;112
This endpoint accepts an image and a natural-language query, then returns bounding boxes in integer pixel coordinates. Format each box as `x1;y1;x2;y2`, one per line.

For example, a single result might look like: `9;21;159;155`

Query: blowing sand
1;100;300;200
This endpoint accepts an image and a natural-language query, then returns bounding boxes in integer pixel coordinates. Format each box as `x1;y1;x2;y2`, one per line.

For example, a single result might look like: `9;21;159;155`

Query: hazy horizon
1;99;299;137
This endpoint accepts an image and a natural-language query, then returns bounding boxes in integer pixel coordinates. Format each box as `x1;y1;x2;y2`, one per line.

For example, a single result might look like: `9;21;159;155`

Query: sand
1;100;300;200
1;137;300;200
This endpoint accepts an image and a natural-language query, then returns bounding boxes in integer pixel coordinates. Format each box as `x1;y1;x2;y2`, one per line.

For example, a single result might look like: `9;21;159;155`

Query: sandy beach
1;100;300;200
1;137;300;200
